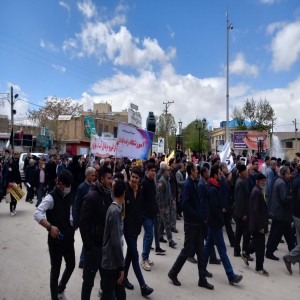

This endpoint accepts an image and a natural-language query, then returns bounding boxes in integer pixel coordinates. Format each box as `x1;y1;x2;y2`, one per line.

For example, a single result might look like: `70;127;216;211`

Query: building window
285;142;293;148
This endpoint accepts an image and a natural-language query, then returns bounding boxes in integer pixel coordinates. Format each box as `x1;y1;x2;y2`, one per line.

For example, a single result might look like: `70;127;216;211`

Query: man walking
101;179;126;300
34;170;75;300
79;166;113;300
168;162;214;290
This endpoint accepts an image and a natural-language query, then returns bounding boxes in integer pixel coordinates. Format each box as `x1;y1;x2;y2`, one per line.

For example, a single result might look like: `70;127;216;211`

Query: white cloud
59;1;70;12
40;39;59;52
230;52;259;77
77;0;96;19
51;64;66;73
167;25;175;39
266;21;287;35
270;21;300;71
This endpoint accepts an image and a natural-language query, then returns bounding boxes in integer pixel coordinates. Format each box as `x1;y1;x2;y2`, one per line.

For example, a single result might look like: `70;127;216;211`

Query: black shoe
168;270;181;286
78;261;84;269
229;274;243;285
177;215;181;220
159;237;167;243
247;255;254;262
171;228;179;233
204;270;213;278
198;279;214;290
241;251;249;266
141;284;153;296
234;252;241;257
169;240;177;248
209;258;221;265
187;257;198;264
150;246;154;250
125;278;134;290
280;239;285;243
283;256;292;274
266;253;279;261
155;247;166;255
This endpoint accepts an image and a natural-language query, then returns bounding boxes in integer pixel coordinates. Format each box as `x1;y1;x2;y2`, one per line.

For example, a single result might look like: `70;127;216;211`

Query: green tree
183;120;207;152
232;98;275;131
155;113;176;152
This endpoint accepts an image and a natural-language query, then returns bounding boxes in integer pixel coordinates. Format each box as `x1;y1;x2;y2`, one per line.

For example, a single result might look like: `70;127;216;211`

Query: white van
19;153;49;180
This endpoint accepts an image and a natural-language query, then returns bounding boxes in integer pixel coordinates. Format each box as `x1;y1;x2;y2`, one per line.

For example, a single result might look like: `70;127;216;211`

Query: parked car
19;153;49;181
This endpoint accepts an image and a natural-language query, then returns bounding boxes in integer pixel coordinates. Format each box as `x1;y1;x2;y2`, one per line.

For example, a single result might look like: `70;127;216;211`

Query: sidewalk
0;198;299;300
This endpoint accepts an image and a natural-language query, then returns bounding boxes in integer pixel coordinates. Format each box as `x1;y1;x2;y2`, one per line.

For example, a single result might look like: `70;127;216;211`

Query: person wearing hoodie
79;166;113;300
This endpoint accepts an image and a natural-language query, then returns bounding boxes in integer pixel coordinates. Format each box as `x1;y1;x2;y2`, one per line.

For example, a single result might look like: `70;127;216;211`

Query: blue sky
1;0;300;133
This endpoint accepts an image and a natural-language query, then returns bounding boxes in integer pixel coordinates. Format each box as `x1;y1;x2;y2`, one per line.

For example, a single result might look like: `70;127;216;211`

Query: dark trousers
124;235;145;287
266;219;296;255
9;195;17;212
153;214;160;248
36;182;45;206
224;211;235;247
25;186;34;201
170;222;206;279
81;246;104;300
251;232;265;271
234;217;251;255
101;269;126;300
48;239;75;300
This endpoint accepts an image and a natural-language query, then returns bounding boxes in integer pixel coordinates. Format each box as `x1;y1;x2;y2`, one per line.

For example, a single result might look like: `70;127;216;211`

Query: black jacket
182;176;204;224
79;183;112;251
249;185;268;234
141;175;158;218
25;165;36;186
207;181;224;229
234;177;250;218
271;176;293;223
124;182;143;236
292;172;300;218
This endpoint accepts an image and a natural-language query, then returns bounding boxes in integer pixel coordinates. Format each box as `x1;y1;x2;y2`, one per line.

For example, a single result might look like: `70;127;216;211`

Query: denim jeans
124;235;145;287
48;239;75;300
204;227;234;280
142;217;154;260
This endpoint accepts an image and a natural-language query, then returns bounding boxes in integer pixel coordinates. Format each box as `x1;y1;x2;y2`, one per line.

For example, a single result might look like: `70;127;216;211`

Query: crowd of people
1;149;300;300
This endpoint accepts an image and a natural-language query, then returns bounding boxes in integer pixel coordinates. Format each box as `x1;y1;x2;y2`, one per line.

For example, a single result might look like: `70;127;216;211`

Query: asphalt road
0;195;299;300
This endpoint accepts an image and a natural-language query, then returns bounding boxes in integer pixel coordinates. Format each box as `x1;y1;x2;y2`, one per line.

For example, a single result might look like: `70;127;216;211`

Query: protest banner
90;135;117;157
116;123;153;160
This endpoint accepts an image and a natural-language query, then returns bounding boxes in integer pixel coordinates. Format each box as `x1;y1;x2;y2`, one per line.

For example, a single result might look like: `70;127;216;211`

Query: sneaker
141;284;154;296
10;212;14;216
168;270;181;286
141;259;151;271
147;258;154;266
283;256;292;274
229;274;243;285
13;210;16;215
155;247;166;255
255;269;269;276
241;251;249;266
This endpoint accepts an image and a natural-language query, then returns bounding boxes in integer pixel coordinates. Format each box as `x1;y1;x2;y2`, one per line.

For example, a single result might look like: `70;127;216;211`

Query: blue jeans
205;227;234;280
142;217;154;261
124;235;145;287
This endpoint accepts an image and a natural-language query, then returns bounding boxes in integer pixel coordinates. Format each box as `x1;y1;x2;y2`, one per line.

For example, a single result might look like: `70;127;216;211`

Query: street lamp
171;126;177;152
195;118;207;156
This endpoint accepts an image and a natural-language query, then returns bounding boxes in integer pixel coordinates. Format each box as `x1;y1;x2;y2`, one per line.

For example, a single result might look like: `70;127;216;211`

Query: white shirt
34;193;73;223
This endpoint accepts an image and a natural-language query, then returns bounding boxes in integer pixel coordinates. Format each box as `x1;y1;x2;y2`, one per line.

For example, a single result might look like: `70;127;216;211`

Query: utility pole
9;86;19;151
293;118;298;153
163;100;174;154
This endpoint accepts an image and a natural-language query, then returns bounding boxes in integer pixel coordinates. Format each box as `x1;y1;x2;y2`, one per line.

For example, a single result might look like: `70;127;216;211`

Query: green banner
84;116;97;137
